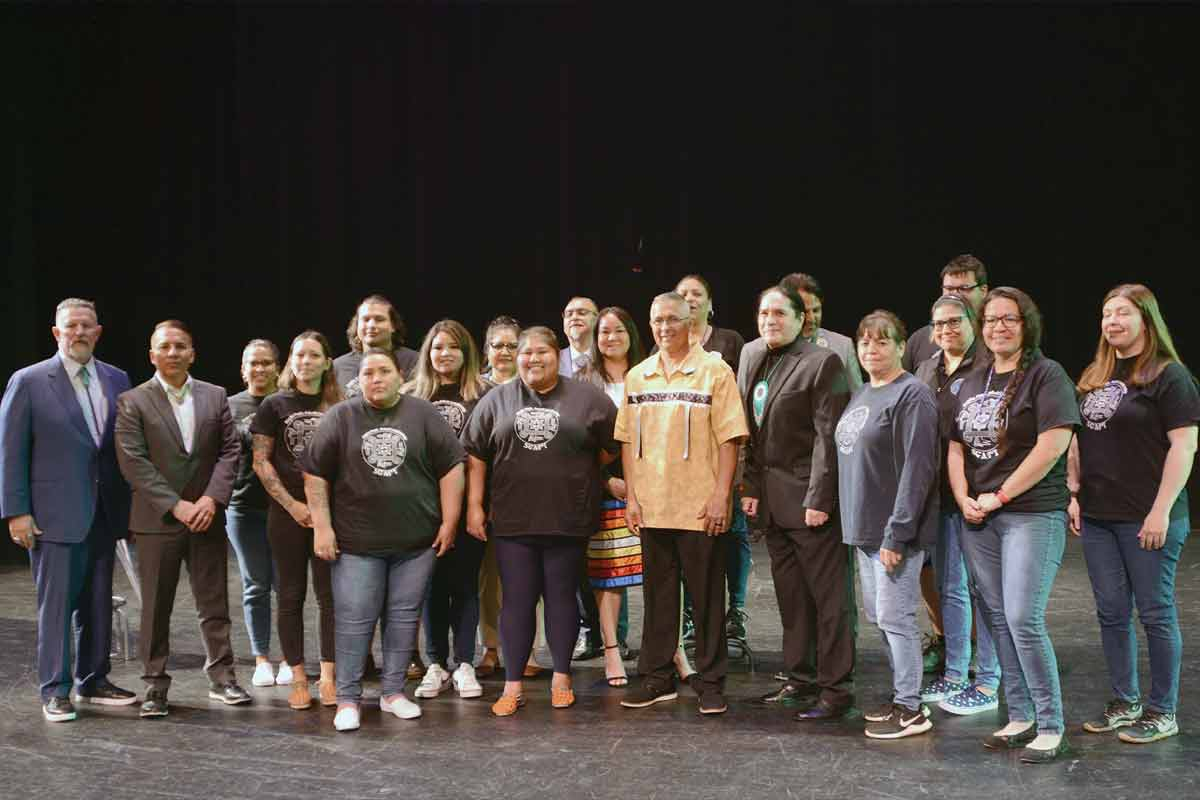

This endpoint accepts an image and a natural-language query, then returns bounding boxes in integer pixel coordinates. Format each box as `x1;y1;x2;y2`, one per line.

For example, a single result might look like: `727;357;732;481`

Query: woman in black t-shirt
303;348;466;731
463;326;619;716
947;288;1079;763
1069;284;1199;745
401;320;491;701
250;330;342;711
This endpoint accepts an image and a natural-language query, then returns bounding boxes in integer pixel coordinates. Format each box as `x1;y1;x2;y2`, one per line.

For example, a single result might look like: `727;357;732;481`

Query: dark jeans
1081;515;1188;714
332;548;435;701
29;519;116;701
422;530;485;667
137;525;236;690
639;528;727;694
225;506;274;657
493;534;587;680
764;522;855;706
267;504;334;665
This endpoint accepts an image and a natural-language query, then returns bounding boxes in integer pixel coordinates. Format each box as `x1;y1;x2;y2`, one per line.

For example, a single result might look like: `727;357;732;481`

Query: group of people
1;256;1194;765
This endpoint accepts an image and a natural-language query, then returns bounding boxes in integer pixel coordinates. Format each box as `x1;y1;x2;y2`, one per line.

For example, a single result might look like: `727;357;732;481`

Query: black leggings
267;503;334;666
493;534;586;681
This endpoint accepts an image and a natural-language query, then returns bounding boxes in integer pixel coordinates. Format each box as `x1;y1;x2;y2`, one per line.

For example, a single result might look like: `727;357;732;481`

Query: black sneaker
698;689;728;715
43;696;77;723
1082;698;1142;733
921;634;946;674
863;696;896;722
864;704;933;739
209;682;253;705
140;688;169;718
620;683;678;709
75;680;138;706
725;607;749;642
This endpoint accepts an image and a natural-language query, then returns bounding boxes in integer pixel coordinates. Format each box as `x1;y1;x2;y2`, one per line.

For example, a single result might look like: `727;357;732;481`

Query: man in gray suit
115;319;248;717
558;296;599;377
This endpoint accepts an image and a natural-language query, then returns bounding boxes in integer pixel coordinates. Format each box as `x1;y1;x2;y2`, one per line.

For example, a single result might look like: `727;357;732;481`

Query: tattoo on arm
304;474;332;528
252;434;299;506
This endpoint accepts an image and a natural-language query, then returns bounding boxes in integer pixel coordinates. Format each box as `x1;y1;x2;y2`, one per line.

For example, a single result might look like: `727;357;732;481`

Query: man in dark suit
739;284;855;720
0;298;137;721
114;319;248;717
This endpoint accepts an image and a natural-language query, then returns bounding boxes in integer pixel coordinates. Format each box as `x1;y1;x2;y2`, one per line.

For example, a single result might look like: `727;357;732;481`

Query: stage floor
1;537;1196;800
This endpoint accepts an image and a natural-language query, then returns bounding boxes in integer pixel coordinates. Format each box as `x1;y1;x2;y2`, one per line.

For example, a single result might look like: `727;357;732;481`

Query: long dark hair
982;287;1042;451
583;306;645;386
279;330;343;410
1078;283;1191;392
402;319;488;402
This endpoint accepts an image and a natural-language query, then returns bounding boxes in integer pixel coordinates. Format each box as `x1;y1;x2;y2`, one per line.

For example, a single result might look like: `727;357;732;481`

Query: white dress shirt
155;372;196;454
58;352;107;445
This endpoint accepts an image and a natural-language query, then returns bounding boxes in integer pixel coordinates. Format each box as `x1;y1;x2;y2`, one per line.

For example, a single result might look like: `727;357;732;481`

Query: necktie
574;353;590;374
79;367;103;445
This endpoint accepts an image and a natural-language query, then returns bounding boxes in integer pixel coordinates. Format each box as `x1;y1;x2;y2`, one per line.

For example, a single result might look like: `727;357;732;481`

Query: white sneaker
380;692;422;720
251;661;276;687
452;663;483;699
275;662;294;686
414;663;451;698
333;705;360;731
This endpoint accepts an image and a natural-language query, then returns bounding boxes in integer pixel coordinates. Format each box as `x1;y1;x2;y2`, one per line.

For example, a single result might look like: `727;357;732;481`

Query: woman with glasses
463;327;619;716
947;287;1079;763
402;321;491;702
913;297;1002;716
1069;284;1198;744
250;331;342;709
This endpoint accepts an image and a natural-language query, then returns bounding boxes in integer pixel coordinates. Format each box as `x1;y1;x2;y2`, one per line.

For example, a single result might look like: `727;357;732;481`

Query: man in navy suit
0;298;137;722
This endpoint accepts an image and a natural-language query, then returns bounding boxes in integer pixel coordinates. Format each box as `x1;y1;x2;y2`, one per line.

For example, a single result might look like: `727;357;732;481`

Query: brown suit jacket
114;376;239;533
737;337;849;528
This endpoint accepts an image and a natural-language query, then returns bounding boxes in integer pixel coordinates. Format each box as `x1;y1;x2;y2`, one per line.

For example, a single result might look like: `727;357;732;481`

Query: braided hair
983;287;1042;453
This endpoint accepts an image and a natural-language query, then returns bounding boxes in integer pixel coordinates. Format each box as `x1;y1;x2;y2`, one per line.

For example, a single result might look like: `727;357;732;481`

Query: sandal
491;693;525;717
476;649;500;678
603;644;628;687
551;686;576;709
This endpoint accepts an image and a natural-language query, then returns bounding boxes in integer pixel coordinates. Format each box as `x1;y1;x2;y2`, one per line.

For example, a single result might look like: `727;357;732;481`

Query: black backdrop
3;4;1199;559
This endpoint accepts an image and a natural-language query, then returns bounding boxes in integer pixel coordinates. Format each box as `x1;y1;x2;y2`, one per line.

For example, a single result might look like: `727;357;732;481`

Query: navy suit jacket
0;355;132;544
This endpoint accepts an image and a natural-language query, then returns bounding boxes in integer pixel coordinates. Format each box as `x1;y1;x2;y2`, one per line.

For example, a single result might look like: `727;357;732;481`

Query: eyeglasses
982;314;1022;328
563;308;597;318
943;282;982;294
490;342;518;351
650;316;690;328
931;316;964;331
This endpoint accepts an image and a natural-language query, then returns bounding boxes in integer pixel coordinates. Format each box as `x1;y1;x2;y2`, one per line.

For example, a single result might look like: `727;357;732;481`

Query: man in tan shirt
616;292;748;715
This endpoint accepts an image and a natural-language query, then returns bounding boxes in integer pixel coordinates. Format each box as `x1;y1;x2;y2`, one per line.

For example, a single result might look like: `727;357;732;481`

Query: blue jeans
959;510;1066;734
1081;515;1188;714
225;506;274;657
856;546;925;710
332;548;436;702
934;512;1000;690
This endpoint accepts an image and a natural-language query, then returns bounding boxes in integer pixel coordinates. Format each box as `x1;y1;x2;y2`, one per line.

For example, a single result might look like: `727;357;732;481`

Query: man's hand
879;546;903;574
172;499;198;529
7;514;41;550
959;496;986;525
625;496;643;536
741;497;759;518
804;509;829;528
698;491;729;536
190;496;217;532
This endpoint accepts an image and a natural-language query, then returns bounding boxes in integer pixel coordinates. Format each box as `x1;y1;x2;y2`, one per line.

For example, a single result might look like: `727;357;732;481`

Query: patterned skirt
587;499;643;589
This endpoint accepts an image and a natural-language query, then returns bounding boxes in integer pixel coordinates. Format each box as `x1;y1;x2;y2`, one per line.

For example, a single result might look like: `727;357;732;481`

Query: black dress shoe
43;696;77;722
794;699;851;721
572;644;604;661
1020;737;1072;764
757;683;819;707
75;680;138;706
140;689;169;718
209;682;253;705
982;725;1037;750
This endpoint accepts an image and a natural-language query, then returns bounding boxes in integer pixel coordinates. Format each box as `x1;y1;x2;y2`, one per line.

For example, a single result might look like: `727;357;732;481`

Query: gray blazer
115;377;239;533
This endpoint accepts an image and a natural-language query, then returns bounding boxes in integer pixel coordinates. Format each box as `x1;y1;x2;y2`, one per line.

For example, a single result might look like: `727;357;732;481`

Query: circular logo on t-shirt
956;389;1006;460
1080;380;1127;432
361;427;407;476
514;407;560;451
835;405;870;455
283;411;323;458
432;400;468;436
344;377;362;399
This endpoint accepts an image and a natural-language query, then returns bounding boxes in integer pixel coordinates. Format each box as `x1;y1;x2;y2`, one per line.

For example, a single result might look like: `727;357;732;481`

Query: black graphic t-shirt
332;348;420;400
228;390;270;510
835;373;940;553
462;377;619;538
429;383;487;438
302;395;466;556
1077;359;1200;522
250;390;325;501
950;355;1079;513
914;344;992;509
